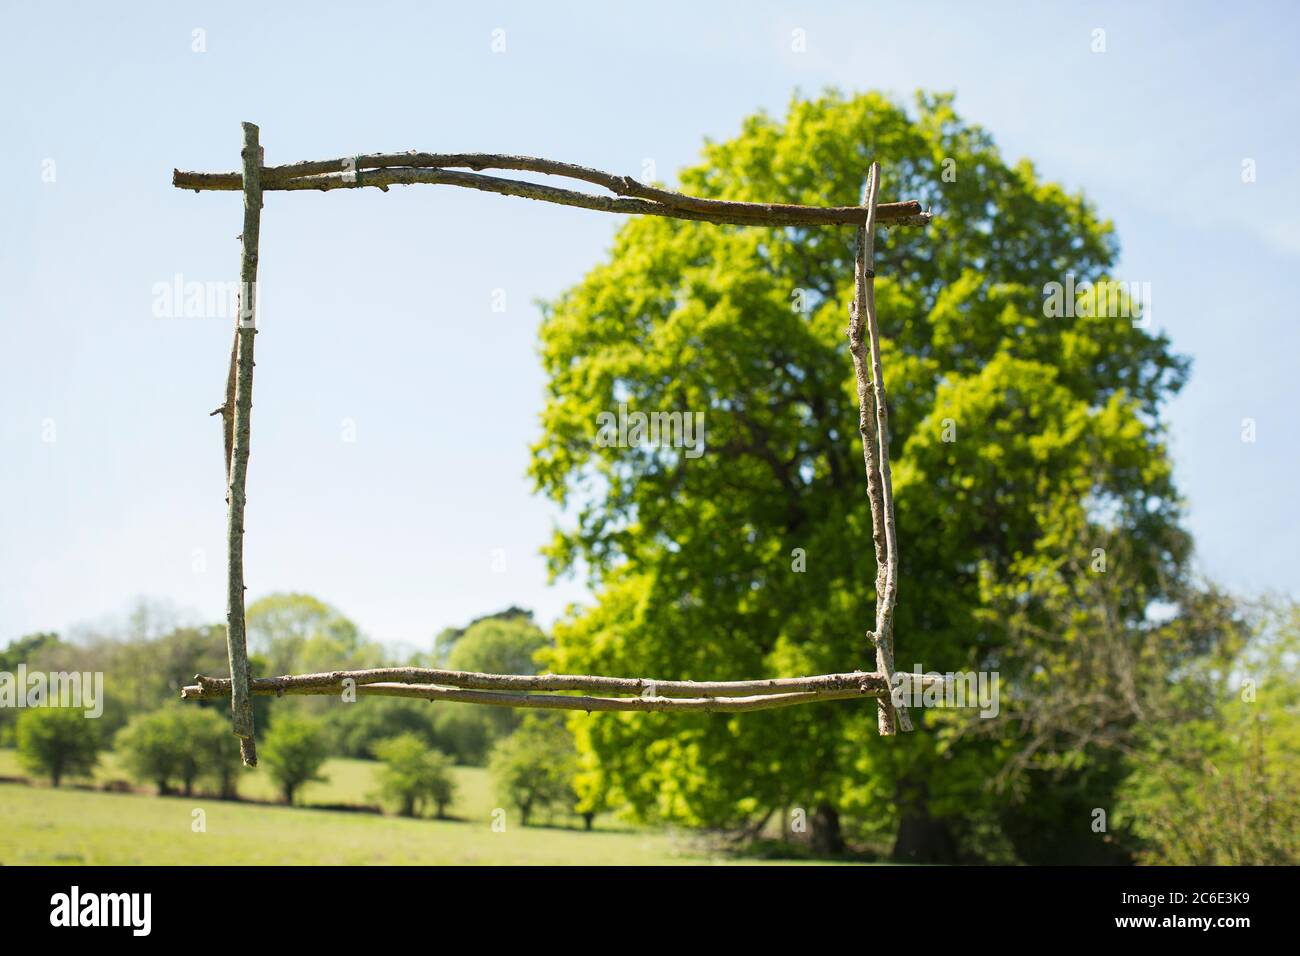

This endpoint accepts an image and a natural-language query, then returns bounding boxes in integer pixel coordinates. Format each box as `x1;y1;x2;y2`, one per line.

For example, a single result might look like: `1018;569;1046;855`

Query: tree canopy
530;90;1193;859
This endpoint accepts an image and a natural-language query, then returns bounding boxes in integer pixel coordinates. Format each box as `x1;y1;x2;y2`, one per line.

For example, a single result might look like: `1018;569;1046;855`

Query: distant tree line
2;596;590;829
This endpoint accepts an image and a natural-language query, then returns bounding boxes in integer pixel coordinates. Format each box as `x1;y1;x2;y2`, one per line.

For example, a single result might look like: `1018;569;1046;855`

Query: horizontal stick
183;667;891;698
172;153;931;227
181;680;878;713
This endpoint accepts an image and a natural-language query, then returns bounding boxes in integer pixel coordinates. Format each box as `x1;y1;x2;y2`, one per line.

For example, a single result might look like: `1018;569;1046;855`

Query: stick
182;667;906;699
849;166;893;733
862;164;911;733
182;682;885;713
173;141;930;733
848;164;911;734
220;331;236;478
225;122;261;765
173;155;931;228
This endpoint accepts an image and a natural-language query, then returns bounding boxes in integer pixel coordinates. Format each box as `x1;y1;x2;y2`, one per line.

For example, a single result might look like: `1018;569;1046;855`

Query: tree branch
173;153;931;228
177;668;946;714
188;681;871;712
849;163;912;734
183;667;894;699
864;165;911;734
225;122;261;766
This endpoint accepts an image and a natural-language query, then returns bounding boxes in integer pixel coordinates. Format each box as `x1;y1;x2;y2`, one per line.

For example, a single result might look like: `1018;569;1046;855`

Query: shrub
261;714;330;805
489;717;578;826
16;707;101;787
373;733;457;818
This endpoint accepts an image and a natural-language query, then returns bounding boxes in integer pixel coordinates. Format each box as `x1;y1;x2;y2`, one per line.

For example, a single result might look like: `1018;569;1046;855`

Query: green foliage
372;733;457;818
0;632;61;672
428;705;495;765
0;632;62;745
489;716;579;826
116;706;241;797
445;616;548;676
1117;599;1300;864
326;700;494;766
530;89;1191;859
0;617;231;740
16;707;101;786
325;698;437;758
261;714;330;805
324;610;548;764
247;592;380;678
431;606;535;664
429;613;552;758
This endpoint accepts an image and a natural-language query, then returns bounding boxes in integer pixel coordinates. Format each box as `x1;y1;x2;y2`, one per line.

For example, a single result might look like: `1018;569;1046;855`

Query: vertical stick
226;121;262;765
849;163;911;734
862;164;911;733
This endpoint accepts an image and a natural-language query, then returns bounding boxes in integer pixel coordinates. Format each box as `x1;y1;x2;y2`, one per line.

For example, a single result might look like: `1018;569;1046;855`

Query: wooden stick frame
175;123;929;763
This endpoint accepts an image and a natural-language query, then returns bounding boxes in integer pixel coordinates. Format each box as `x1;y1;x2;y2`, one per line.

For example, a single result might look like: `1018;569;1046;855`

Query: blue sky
2;1;1297;651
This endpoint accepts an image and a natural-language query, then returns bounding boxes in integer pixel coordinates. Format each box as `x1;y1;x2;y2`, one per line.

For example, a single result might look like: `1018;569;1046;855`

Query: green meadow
0;747;492;814
0;750;845;865
0;783;697;865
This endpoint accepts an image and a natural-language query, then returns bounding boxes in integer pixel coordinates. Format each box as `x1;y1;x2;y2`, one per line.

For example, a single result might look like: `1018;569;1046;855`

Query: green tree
530;90;1191;859
1117;599;1300;864
445;615;547;676
117;709;187;794
16;707;101;787
117;707;237;797
0;632;61;745
325;697;437;758
430;613;551;756
247;593;375;677
261;714;330;805
196;709;246;800
0;631;61;672
431;606;535;665
489;717;578;827
373;733;457;818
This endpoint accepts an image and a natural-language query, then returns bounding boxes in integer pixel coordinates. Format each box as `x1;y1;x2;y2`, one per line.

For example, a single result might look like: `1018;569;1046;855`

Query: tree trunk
582;811;595;831
809;803;846;857
892;810;957;863
891;776;958;863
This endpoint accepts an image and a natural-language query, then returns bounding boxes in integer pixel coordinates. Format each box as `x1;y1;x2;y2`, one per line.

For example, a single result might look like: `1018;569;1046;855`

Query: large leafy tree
530;91;1191;859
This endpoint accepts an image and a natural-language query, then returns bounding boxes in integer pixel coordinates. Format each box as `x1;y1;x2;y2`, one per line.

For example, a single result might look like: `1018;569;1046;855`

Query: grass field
0;782;705;865
0;750;847;865
0;749;504;819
